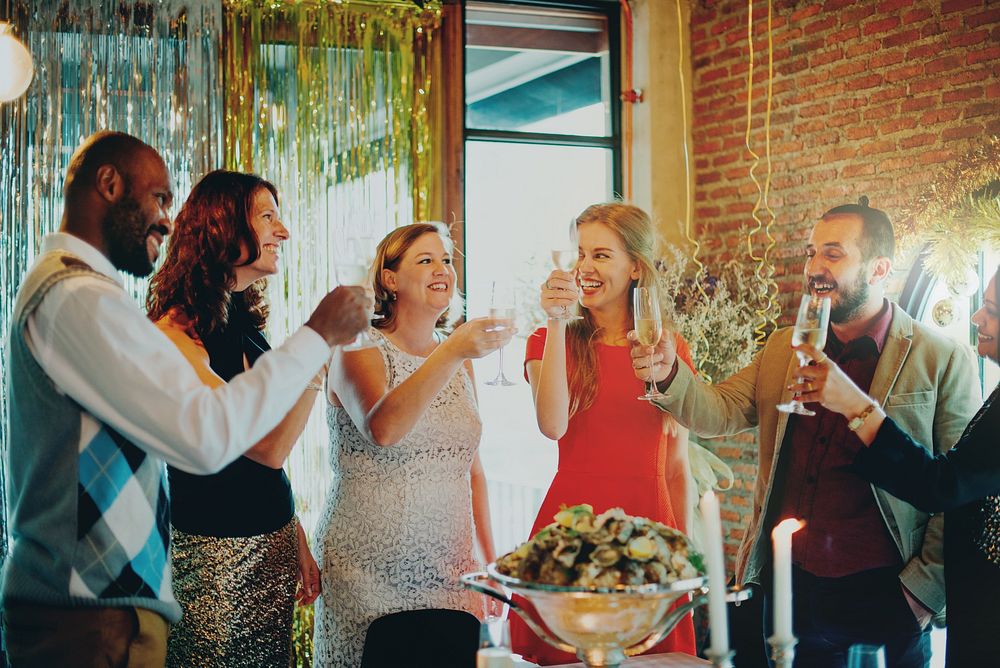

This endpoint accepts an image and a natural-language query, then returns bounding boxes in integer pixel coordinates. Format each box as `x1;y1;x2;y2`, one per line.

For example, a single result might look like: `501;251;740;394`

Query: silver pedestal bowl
461;564;750;668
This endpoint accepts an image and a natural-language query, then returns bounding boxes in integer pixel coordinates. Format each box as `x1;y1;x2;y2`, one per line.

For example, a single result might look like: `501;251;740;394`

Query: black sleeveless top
167;294;295;537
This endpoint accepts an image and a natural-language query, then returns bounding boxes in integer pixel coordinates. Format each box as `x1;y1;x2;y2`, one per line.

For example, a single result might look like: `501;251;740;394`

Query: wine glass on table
633;286;665;401
776;294;831;415
549;218;582;321
485;281;516;387
336;237;377;351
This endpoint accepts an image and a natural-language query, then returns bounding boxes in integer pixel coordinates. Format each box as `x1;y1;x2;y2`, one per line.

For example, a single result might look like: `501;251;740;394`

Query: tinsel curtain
0;0;224;560
220;0;444;546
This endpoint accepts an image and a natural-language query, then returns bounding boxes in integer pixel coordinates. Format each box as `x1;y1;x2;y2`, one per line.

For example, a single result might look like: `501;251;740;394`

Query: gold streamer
742;0;779;343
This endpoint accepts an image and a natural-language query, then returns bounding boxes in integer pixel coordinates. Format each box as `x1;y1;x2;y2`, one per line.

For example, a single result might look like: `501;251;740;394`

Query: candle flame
772;518;804;539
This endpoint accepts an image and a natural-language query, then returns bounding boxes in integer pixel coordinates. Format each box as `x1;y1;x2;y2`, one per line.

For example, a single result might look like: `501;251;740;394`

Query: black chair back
360;608;480;668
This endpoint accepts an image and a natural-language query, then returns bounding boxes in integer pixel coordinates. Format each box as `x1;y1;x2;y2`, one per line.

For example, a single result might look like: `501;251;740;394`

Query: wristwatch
847;402;878;432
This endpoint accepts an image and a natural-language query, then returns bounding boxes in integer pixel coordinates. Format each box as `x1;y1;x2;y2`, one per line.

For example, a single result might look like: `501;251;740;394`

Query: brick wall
687;0;1000;566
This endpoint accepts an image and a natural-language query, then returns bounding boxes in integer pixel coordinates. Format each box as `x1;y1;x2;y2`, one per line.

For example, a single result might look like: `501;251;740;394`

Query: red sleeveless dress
510;327;698;664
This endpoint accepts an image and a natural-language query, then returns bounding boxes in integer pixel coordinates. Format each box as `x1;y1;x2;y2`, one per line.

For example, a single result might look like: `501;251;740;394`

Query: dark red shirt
778;300;901;577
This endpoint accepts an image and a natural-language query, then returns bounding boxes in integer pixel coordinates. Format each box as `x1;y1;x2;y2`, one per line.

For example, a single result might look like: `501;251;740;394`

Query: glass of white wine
336;237;377;351
549;218;582;321
776;294;831;415
633;286;665;401
485;281;516;387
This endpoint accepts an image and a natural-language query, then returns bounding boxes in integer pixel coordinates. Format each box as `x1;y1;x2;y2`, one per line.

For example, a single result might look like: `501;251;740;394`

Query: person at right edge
791;264;999;668
628;197;980;668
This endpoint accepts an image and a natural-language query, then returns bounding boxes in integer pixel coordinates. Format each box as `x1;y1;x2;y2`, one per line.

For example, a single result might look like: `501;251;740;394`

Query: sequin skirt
166;518;298;668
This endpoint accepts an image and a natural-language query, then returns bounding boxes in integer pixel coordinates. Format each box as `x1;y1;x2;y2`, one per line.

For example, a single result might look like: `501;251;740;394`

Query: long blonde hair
371;222;460;331
567;202;659;416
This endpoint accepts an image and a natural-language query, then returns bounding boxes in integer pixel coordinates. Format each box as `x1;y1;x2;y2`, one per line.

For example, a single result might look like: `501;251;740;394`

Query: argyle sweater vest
2;251;179;622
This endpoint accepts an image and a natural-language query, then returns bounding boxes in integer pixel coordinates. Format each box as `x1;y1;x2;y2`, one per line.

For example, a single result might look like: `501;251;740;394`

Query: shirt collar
829;298;893;354
40;233;123;287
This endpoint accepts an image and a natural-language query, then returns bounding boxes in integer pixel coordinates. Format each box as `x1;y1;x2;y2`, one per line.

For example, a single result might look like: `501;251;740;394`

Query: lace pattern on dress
312;327;484;667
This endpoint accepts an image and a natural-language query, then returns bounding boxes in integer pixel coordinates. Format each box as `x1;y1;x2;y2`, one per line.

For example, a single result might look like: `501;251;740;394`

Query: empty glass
847;643;886;668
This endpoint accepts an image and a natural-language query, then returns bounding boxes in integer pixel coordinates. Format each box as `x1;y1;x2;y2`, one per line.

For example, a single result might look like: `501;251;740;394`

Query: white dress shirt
22;233;331;474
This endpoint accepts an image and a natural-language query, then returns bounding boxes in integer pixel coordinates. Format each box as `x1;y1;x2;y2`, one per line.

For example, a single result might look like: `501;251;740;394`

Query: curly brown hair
146;170;277;338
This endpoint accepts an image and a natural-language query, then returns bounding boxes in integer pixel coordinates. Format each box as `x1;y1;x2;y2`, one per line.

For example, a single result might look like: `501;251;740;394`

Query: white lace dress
312;328;484;668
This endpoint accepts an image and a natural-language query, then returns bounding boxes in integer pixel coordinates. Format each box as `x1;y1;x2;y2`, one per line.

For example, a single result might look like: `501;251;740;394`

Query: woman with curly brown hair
147;170;322;667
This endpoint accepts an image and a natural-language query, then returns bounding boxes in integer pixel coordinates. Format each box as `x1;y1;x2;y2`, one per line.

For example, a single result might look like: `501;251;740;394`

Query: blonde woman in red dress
510;202;697;664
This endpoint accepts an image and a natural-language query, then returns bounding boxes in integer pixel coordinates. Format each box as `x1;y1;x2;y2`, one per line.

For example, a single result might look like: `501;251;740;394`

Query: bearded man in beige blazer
630;199;980;668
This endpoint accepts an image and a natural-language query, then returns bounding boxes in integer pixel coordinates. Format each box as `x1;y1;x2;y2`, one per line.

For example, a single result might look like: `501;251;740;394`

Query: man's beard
103;197;155;277
829;273;869;323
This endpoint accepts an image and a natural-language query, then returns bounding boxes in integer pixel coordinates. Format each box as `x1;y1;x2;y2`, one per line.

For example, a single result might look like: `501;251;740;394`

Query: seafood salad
495;504;704;587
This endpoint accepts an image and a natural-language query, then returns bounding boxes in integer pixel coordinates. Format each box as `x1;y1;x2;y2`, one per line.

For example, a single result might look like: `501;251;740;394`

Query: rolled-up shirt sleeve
25;274;330;474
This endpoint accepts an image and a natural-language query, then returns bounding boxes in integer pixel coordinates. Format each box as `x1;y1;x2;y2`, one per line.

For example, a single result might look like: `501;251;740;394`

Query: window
463;0;620;554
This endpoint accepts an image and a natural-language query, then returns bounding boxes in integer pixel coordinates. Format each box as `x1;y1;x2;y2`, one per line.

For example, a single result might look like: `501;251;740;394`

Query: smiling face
382;231;455;316
235;187;287;288
103;151;174;277
576;221;640;314
804;214;885;324
971;272;999;363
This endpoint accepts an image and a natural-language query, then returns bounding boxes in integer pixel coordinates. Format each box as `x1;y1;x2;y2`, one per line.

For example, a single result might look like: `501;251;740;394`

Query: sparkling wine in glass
485;281;516;387
548;219;582;321
776;294;831;415
634;286;666;401
336;237;377;351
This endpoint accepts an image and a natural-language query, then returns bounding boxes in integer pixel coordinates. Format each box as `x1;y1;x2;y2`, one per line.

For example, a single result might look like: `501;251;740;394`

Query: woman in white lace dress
313;223;514;667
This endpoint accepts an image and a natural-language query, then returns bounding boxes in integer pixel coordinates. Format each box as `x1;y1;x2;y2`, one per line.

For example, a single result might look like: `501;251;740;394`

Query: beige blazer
656;303;980;613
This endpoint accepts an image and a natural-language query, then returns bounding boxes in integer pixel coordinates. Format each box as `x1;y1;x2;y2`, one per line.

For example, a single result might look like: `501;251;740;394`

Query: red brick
809;130;841;146
811;80;848;100
949;29;989;48
821;147;855;162
877;0;914;12
965;102;996;118
842;4;877;24
823;0;857;10
695;206;722;218
881;28;921;48
693;38;721;58
967;46;1000;65
805;15;837;36
908;75;947;94
726;201;755;215
878;156;914;173
966;8;1000;29
846;41;880;58
870;50;906;69
850;73;886;89
900;95;938;112
863;103;899;121
942;86;984;103
700;66;729;83
905;43;941;60
789;153;822;170
942;125;985;141
841;163;876;178
846;125;877;140
919;108;963;124
948;67;989;85
713;151;742;167
827;111;861;127
711;16;740;36
858;139;897;156
696;172;722;185
898;11;931;28
810;48;843;67
926;54;969;75
918;149;955;165
799;101;832;119
826;25;861;45
790;3;823;22
880;117;918;134
942;0;984;12
884;63;925;82
864;16;902;35
987;82;1000;99
832;59;869;78
793;119;828;135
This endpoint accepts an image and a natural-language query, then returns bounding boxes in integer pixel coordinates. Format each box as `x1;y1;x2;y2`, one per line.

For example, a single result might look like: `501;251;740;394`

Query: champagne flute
549;218;582;321
634;286;665;401
336;238;377;351
847;644;886;668
776;294;831;415
485;281;516;387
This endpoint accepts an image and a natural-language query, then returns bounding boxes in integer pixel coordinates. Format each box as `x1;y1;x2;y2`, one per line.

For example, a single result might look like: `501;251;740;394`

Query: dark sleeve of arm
853;404;1000;513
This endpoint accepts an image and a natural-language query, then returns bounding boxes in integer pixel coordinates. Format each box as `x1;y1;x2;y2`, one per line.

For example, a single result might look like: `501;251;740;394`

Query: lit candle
771;518;804;643
700;491;729;656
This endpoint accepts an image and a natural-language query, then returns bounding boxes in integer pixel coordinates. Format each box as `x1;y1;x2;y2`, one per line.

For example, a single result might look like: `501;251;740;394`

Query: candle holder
704;648;735;668
767;635;797;668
